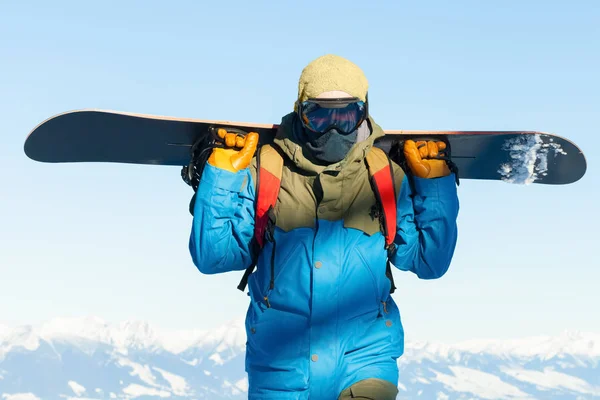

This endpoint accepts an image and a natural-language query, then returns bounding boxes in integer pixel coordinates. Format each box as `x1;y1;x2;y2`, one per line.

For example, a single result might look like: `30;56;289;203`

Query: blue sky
1;0;598;342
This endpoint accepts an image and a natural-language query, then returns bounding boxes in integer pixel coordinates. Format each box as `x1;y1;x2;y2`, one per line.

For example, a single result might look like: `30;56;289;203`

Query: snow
39;316;112;344
160;328;210;354
117;357;193;396
67;380;86;396
195;317;246;351
501;367;600;395
403;330;600;363
60;397;100;400
451;330;600;359
222;380;243;396
116;357;159;387
0;316;244;357
153;367;190;396
181;357;200;366
189;318;246;368
2;316;201;356
430;366;531;399
209;352;225;365
556;361;577;369
235;377;249;392
2;316;600;399
110;320;166;352
121;384;171;398
1;395;40;400
0;325;40;361
0;318;598;376
498;134;567;184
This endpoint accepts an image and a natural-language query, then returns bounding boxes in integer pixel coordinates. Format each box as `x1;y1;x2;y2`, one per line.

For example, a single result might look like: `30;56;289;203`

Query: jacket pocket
245;307;310;392
248;239;303;309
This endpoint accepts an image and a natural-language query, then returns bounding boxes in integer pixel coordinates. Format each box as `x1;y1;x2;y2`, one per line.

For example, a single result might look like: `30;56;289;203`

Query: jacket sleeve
389;171;459;279
188;162;256;275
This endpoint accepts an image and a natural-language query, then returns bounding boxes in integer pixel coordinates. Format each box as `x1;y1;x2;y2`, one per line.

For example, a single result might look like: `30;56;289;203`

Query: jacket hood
272;112;386;175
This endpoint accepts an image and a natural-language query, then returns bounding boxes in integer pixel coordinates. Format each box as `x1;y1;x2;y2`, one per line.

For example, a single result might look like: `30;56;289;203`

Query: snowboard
24;109;587;185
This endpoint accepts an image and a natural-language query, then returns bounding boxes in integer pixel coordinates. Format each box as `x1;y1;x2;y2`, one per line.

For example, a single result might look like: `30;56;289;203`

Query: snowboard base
24;109;587;185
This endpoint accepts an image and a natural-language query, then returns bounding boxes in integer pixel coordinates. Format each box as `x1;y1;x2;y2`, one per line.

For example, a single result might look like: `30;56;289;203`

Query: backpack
237;143;399;301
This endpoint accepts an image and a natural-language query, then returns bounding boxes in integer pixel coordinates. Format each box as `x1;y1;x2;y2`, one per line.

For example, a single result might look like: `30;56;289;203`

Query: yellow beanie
297;54;369;103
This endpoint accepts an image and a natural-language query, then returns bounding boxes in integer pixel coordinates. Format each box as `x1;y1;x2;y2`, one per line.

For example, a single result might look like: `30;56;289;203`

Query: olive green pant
338;378;399;399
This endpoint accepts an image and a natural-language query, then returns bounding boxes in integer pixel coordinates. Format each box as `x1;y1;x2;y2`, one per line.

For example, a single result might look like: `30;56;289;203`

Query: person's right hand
403;139;450;179
208;129;259;173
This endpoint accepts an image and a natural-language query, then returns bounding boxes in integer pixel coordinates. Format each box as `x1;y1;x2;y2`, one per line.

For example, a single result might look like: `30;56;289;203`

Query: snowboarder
189;54;459;399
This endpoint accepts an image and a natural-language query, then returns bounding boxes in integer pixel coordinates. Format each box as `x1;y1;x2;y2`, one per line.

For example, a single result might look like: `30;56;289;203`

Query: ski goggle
297;97;368;135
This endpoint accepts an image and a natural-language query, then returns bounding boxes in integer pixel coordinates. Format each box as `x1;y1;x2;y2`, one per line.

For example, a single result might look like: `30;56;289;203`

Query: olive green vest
249;113;405;236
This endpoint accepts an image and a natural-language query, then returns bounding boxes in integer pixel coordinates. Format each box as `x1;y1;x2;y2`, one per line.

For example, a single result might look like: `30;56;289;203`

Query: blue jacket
190;115;459;399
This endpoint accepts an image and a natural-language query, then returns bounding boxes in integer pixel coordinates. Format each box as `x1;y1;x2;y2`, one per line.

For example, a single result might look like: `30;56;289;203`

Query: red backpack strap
238;144;283;292
254;144;284;248
365;147;397;249
366;146;399;294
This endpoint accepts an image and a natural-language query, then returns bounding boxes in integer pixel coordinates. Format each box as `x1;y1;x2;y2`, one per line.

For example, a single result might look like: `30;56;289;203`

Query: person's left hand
403;139;451;179
208;128;259;173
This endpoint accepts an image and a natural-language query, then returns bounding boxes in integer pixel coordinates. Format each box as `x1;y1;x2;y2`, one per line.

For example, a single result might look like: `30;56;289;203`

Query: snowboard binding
182;126;252;190
182;126;252;214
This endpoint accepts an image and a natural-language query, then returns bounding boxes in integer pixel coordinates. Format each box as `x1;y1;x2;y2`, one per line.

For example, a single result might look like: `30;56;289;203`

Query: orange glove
208;128;259;173
403;139;451;179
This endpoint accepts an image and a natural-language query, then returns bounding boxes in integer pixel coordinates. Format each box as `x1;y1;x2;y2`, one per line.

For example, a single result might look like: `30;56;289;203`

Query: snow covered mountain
1;317;599;399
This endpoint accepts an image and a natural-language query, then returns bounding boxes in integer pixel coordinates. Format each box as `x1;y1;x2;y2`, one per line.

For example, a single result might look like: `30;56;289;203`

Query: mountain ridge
2;316;598;358
1;316;599;399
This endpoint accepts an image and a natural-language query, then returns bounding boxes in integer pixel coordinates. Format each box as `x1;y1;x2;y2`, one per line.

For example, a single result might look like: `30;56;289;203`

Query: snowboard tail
24;109;587;185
